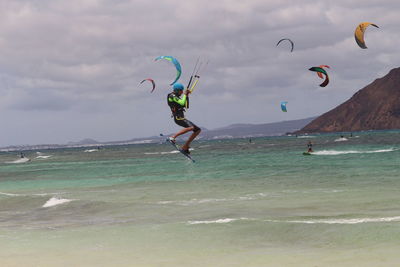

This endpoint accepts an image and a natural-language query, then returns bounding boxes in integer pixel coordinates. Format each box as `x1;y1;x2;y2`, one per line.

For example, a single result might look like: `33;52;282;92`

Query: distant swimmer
167;83;201;155
307;141;313;153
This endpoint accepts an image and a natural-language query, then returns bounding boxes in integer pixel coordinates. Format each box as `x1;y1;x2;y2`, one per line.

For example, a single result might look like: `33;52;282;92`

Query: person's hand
185;89;191;95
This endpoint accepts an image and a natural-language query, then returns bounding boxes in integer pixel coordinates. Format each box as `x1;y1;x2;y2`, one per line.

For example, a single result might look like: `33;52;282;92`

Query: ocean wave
187;216;400;225
334;137;348;142
282;216;400;224
0;192;66;197
158;198;230;205
145;148;194;155
5;158;31;164
0;192;20;196
36;155;52;159
157;193;269;206
297;136;316;138
144;151;179;155
42;197;74;208
161;151;180;154
281;189;345;194
187;217;250;225
84;149;99;153
313;148;396;156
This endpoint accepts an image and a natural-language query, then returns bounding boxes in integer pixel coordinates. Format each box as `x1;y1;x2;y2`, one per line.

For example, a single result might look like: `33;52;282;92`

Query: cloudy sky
0;0;399;146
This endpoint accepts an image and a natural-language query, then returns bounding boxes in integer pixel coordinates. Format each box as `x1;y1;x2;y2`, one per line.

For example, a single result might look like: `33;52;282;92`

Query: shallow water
0;131;399;266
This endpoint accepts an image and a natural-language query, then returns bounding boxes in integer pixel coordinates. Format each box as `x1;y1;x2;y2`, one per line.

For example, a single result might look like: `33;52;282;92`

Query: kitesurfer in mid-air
167;83;201;154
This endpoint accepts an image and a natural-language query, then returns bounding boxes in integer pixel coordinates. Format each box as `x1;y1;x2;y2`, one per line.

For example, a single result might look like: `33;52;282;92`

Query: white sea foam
1;192;67;198
84;149;99;153
334;137;348;142
281;189;344;194
42;197;74;208
161;150;180;154
157;193;269;205
313;148;396;156
35;192;67;196
187;217;250;225
0;192;21;196
144;151;180;155
36;155;52;159
284;216;400;224
146;148;194;155
297;136;316;138
158;198;230;205
5;158;31;164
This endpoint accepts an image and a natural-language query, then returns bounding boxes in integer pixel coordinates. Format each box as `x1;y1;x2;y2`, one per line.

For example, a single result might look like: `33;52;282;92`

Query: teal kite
155;56;182;85
281;101;288;112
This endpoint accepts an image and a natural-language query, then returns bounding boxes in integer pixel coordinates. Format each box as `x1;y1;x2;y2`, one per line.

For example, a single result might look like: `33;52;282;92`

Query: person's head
172;83;184;95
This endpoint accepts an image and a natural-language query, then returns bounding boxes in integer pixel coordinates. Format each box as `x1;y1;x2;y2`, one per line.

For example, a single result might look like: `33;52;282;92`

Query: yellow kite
354;22;379;49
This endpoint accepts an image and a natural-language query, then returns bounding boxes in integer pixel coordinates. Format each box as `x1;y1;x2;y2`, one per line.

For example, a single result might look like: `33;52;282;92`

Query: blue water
0;131;399;266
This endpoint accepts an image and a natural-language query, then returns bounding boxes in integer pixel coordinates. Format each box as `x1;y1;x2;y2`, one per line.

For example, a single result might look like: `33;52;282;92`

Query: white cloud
0;0;399;145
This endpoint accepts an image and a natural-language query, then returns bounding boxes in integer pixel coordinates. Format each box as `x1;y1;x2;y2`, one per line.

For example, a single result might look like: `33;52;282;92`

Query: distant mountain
199;117;315;139
297;67;400;133
214;123;255;130
0;117;314;151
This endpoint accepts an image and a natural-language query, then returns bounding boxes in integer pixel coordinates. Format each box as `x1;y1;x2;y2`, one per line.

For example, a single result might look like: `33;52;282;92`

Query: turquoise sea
0;131;399;266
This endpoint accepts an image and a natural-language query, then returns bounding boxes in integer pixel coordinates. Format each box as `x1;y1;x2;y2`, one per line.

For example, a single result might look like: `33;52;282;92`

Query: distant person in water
249;138;252;143
20;152;25;158
350;133;353;138
307;141;313;153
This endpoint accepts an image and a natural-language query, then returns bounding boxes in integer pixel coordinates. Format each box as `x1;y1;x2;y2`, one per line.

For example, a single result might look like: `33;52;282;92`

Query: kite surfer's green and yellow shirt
167;92;187;120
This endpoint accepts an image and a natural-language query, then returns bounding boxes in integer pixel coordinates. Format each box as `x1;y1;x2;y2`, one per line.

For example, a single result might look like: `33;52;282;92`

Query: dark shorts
174;117;201;132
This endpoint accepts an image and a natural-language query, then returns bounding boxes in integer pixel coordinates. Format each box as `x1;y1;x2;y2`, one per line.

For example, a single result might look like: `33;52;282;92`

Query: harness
167;92;186;120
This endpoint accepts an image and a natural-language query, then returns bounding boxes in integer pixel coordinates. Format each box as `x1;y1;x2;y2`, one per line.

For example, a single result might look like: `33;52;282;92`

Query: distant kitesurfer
167;83;201;154
20;152;25;158
307;141;313;153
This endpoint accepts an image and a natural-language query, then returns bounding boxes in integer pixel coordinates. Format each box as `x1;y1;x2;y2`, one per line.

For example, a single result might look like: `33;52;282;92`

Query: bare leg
171;127;194;139
181;129;201;150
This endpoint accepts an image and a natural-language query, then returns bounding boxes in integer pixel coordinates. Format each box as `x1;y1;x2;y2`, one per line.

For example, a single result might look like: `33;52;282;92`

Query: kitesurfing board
166;139;195;163
303;152;313;155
